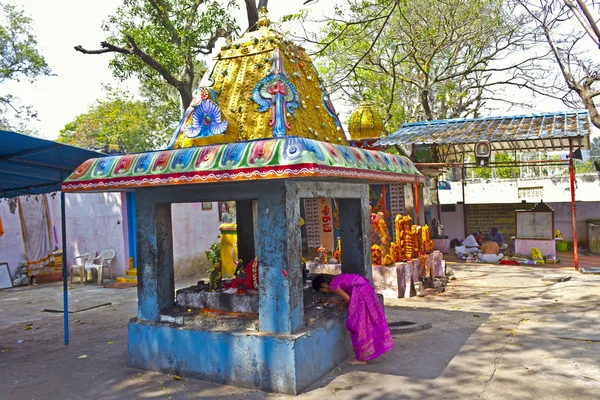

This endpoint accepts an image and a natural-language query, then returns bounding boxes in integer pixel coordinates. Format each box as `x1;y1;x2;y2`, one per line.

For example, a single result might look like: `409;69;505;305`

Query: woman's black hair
312;274;334;291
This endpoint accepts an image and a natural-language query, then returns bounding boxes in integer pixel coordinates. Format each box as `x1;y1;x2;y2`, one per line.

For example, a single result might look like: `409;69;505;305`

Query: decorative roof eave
62;137;423;193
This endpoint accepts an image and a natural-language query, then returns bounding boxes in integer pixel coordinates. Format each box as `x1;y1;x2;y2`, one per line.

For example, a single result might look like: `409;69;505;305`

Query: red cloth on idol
232;258;259;293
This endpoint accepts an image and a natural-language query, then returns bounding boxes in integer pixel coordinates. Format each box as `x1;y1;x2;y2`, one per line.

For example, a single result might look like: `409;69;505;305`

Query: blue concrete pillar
256;186;303;333
136;193;175;321
338;198;372;281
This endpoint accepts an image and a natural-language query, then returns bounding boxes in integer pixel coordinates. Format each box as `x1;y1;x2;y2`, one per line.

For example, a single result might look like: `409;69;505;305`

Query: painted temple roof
61;137;423;192
62;11;424;192
167;12;347;149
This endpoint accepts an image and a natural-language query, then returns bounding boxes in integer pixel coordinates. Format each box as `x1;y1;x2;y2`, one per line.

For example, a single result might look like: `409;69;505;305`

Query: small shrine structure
62;11;424;394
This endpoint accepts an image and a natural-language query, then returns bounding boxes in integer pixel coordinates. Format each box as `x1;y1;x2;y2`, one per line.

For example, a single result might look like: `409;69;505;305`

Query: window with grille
518;187;544;199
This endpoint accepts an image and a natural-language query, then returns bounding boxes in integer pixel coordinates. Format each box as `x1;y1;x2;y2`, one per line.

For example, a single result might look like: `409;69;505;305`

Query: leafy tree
472;152;520;179
575;136;600;173
75;0;269;114
0;2;51;130
57;89;172;153
305;0;539;129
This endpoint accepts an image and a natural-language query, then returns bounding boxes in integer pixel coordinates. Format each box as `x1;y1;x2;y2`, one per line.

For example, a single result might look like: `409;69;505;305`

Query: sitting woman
478;235;504;263
312;274;394;365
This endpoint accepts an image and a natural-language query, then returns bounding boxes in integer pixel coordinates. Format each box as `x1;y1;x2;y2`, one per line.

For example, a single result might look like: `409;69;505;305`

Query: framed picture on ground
202;202;213;211
0;263;12;289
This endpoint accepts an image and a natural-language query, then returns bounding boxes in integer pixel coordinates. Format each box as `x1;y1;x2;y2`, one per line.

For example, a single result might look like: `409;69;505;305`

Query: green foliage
205;236;221;266
89;0;239;111
0;2;51;130
314;0;530;130
575;137;600;174
472;153;519;179
57;88;172;152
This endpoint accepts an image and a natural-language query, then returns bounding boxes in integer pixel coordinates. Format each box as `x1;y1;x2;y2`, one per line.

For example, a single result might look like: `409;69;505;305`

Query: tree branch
565;0;600;46
148;0;181;46
74;41;132;55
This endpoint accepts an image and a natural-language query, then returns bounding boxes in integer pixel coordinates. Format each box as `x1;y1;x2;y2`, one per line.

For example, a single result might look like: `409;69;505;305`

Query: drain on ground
389;321;416;327
388;320;432;335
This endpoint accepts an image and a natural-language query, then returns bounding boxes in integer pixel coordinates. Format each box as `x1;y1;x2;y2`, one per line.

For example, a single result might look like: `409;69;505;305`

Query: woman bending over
312;274;394;364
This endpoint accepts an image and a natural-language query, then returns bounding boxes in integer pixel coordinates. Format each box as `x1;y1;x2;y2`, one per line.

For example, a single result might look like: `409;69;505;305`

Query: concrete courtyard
1;262;599;399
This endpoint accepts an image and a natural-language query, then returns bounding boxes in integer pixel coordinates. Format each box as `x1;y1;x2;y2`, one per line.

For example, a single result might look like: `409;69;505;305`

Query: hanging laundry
18;195;54;275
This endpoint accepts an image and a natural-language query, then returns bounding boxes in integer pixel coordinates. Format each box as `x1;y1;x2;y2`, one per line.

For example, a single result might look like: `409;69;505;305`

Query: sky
1;0;593;141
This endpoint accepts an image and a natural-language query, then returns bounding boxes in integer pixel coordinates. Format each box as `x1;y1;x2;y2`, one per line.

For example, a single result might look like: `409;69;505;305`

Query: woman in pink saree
312;274;394;364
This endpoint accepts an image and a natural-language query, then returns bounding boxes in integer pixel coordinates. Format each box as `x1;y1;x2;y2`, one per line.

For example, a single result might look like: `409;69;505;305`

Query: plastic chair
70;252;96;285
90;249;115;285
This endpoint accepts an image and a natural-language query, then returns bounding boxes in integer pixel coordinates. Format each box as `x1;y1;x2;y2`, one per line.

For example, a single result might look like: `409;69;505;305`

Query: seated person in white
455;231;481;258
478;235;504;263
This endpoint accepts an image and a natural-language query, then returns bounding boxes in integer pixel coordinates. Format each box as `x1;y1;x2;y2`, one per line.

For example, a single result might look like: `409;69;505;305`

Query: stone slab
433;238;451;253
306;262;342;275
176;287;259;314
515;239;556;257
176;285;317;314
372;251;445;299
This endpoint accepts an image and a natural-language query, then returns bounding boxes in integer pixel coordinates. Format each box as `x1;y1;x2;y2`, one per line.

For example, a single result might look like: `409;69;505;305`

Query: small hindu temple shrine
62;11;426;394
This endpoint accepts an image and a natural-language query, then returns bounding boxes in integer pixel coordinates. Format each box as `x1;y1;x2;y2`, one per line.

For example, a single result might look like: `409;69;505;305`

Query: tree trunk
579;87;600;129
420;88;434;120
178;84;193;115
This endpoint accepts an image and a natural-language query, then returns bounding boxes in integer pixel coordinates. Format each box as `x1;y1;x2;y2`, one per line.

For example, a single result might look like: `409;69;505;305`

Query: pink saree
330;274;394;361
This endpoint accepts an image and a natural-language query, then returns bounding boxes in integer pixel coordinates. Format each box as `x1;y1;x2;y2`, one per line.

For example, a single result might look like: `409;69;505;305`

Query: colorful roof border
62;137;423;192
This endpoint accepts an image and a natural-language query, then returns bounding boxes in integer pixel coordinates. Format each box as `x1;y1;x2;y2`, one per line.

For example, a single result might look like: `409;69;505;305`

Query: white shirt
462;235;479;247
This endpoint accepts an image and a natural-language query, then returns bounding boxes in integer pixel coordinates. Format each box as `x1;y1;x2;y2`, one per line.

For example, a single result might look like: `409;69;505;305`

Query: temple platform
308;251;445;299
175;284;318;314
128;305;352;394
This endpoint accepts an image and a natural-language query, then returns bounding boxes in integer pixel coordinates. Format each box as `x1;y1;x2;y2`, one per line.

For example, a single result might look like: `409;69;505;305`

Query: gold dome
348;104;384;141
169;11;348;149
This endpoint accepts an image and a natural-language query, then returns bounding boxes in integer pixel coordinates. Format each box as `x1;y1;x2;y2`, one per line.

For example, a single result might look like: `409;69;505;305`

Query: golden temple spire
168;10;348;149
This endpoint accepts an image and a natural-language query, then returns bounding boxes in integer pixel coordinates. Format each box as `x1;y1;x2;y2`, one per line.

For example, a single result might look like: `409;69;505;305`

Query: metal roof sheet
375;110;592;158
0;130;104;198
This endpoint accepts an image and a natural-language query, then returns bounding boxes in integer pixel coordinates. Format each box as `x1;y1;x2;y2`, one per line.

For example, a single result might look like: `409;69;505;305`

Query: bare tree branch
566;0;600;46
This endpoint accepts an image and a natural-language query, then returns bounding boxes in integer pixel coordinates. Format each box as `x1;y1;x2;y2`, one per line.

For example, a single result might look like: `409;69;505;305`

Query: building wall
440;203;465;240
0;195;223;281
171;202;220;277
439;175;600;247
64;192;128;278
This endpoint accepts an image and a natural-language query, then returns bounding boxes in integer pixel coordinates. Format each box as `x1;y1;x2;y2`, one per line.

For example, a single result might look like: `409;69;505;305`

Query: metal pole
414;159;569;168
60;191;69;344
435;178;443;226
569;139;579;271
462;166;467;238
414;183;420;225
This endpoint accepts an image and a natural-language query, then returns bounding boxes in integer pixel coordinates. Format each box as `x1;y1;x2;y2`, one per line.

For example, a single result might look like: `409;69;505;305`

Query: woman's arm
333;288;350;310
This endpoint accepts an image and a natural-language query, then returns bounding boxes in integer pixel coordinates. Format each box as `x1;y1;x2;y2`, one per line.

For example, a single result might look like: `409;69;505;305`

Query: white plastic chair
70;252;96;285
89;249;115;285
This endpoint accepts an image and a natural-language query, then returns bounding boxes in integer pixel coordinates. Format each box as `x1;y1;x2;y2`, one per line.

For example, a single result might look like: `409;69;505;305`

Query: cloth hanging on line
18;195;55;275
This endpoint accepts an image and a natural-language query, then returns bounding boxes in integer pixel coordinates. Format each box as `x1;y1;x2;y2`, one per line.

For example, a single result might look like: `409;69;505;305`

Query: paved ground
1;263;600;399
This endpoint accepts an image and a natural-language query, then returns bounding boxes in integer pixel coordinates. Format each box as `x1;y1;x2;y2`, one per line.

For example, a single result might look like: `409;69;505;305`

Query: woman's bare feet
347;358;367;365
